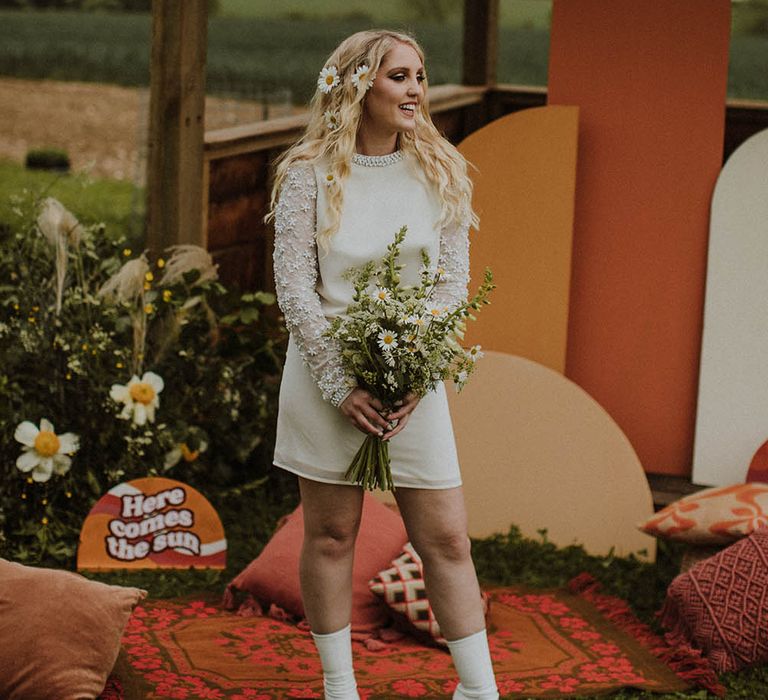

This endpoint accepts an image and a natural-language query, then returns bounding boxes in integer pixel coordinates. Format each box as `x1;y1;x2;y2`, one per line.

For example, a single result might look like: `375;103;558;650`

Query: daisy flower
467;345;484;362
352;64;373;91
324;172;336;187
317;65;340;93
324;110;339;130
456;370;468;384
377;329;398;352
110;371;165;426
15;419;79;483
428;306;443;318
371;287;391;304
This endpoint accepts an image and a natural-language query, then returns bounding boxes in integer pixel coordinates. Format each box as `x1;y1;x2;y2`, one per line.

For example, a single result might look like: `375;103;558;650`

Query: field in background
0;8;765;102
217;0;553;29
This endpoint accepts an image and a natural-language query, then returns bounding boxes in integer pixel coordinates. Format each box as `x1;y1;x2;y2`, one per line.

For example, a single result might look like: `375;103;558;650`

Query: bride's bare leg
393;485;498;699
298;476;364;633
392;485;485;639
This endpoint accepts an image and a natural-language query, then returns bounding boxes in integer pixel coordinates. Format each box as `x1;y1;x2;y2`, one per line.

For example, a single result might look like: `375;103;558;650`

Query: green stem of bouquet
344;434;395;492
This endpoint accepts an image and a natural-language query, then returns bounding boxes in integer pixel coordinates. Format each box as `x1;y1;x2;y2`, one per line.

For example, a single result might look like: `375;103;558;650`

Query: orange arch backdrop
548;0;731;476
458;106;579;373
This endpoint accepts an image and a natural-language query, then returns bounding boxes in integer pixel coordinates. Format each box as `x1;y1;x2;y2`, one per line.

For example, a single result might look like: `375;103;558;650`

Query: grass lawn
0;158;144;244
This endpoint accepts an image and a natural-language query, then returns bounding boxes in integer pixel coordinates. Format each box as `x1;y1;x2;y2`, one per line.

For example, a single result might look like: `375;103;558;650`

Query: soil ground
0;76;294;183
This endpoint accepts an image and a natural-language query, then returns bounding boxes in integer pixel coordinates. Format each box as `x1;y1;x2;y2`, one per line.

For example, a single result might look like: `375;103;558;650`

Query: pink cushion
225;493;408;633
0;558;146;700
660;525;768;673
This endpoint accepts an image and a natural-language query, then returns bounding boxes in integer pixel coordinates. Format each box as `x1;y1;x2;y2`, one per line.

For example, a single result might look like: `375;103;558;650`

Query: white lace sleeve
273;163;357;407
430;213;471;312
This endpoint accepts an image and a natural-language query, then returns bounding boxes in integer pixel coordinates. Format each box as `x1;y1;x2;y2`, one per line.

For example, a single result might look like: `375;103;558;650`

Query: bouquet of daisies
326;225;494;491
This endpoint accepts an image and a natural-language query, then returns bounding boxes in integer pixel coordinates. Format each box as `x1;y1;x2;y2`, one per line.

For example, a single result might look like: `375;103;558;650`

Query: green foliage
25;147;70;171
0;0;151;9
732;0;768;35
0;191;286;567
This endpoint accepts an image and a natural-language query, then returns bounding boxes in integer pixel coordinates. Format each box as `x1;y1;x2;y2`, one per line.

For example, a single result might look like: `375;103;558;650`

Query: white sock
446;628;499;700
310;623;360;700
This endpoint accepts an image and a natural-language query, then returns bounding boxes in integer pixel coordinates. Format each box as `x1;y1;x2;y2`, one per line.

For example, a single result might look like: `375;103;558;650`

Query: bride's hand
339;388;390;437
382;392;420;441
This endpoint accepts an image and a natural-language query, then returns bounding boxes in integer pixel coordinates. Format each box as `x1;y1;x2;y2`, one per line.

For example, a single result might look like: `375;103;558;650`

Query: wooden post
462;0;499;86
146;0;208;253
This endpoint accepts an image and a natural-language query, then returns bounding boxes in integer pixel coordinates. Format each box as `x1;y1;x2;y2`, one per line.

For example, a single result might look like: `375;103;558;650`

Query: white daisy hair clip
317;65;340;94
323;110;339;131
351;64;374;91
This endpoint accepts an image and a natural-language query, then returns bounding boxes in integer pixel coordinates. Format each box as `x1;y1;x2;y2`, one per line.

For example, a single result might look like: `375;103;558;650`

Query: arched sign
77;477;226;570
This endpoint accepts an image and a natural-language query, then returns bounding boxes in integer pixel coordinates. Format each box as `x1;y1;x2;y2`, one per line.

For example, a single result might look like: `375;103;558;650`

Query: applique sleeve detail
273;163;357;407
431;213;471;312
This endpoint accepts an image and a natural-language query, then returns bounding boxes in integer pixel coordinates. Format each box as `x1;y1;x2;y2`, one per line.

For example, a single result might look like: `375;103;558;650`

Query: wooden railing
202;85;485;290
203;84;768;291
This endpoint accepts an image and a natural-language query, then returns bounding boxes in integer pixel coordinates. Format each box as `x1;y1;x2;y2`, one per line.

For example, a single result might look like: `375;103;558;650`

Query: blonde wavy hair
266;29;478;248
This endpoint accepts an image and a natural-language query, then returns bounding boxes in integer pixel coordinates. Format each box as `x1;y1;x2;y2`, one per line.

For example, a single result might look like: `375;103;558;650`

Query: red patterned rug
99;574;722;699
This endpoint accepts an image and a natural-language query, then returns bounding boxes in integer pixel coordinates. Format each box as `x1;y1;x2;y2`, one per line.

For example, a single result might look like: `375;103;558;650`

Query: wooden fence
203;85;768;291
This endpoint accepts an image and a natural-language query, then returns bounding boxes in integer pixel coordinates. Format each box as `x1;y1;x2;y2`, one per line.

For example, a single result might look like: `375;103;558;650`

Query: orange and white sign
77;477;226;570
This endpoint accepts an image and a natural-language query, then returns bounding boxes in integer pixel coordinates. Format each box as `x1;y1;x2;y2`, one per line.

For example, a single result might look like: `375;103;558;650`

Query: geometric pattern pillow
638;482;768;544
369;542;444;644
368;542;489;648
660;525;768;673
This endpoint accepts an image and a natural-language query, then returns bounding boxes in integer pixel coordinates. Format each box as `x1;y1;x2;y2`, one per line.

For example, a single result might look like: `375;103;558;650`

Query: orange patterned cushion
639;483;768;544
368;542;489;647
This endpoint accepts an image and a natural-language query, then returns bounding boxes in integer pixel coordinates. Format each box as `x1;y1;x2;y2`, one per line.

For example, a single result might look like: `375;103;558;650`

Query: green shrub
25;147;71;172
0;193;286;567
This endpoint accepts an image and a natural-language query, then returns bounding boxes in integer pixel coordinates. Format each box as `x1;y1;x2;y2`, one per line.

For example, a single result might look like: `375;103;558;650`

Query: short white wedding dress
272;149;470;489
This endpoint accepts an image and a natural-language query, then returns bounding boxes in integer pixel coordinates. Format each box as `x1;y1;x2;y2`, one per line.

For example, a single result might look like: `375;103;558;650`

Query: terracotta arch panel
547;0;731;475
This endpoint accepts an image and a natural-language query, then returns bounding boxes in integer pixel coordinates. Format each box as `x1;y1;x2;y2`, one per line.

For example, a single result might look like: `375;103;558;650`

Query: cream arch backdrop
693;128;768;486
375;351;657;562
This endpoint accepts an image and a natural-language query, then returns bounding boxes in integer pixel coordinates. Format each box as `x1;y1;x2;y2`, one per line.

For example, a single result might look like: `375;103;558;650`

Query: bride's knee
304;520;360;560
415;531;472;565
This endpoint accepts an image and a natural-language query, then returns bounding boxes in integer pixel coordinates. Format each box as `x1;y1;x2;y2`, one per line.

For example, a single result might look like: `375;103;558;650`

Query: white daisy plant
15;418;79;483
377;329;398;352
317;65;340;94
372;287;391;304
110;371;165;426
324;110;339;131
351;64;374;91
467;344;484;362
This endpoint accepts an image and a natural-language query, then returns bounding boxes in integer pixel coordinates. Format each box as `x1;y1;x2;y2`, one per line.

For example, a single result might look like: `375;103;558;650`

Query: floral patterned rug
99;575;721;699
